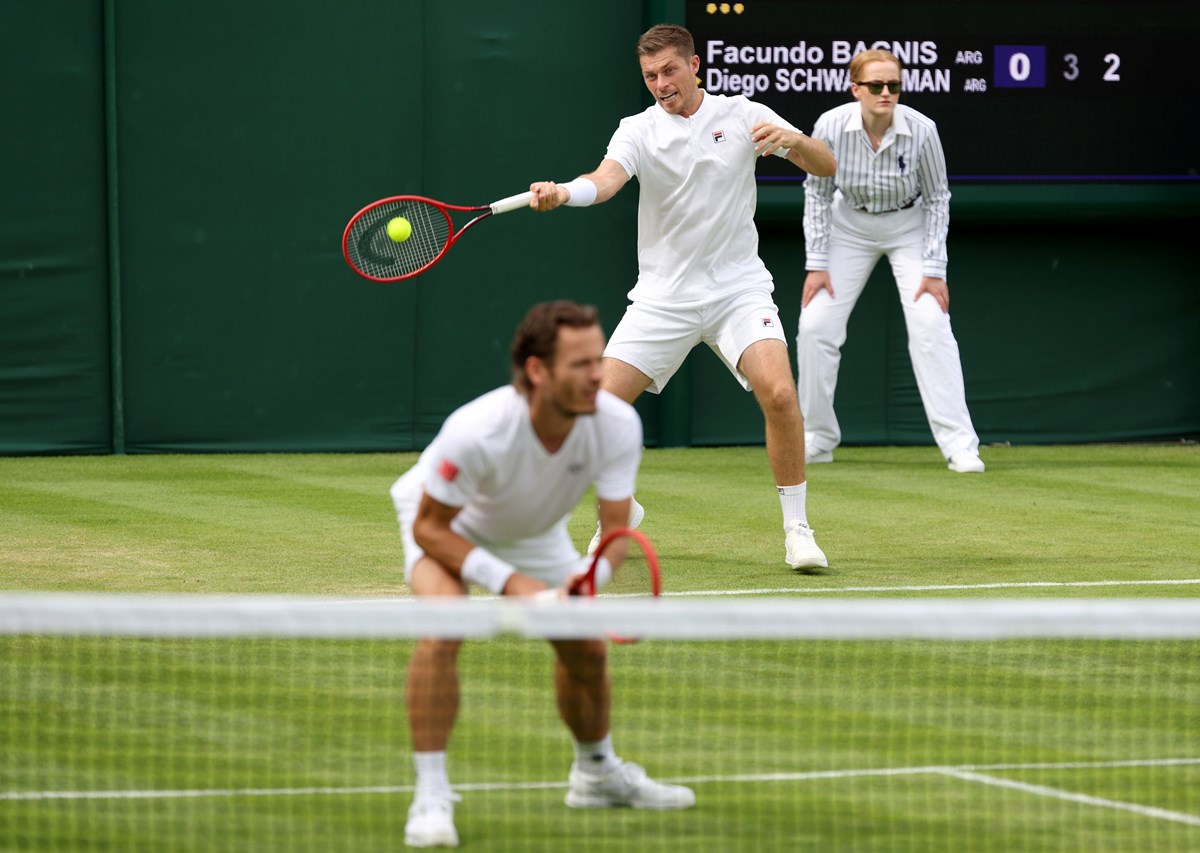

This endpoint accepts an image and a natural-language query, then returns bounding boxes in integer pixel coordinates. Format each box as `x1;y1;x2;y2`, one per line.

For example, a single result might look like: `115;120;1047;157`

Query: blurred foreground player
390;301;694;848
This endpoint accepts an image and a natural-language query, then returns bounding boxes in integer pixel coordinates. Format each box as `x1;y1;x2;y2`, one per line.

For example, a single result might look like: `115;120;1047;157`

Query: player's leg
403;558;467;847
795;200;881;461
394;472;466;847
885;213;983;472
739;339;806;484
706;293;828;569
406;559;467;753
551;638;610;742
585;302;699;552
737;338;828;570
551;638;695;810
600;357;653;404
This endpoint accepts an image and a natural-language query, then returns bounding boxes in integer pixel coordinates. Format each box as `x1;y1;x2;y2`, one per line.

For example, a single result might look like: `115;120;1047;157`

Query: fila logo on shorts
437;459;460;482
712;130;725;143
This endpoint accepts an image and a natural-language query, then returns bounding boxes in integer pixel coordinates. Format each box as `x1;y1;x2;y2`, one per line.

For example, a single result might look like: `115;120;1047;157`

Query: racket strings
347;200;451;279
590;529;661;600
600;551;653;598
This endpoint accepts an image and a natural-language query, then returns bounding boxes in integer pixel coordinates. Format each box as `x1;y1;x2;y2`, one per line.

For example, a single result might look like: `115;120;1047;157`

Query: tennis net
2;594;1198;852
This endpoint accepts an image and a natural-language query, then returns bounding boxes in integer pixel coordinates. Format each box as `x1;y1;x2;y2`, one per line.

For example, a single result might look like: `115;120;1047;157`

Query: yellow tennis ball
386;216;412;243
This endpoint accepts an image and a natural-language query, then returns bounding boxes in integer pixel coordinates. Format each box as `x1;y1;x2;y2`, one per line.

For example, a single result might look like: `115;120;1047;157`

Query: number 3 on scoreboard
1062;53;1079;81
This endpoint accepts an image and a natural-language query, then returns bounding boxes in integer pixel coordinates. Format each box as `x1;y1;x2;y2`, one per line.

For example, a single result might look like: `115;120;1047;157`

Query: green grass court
1;444;1198;850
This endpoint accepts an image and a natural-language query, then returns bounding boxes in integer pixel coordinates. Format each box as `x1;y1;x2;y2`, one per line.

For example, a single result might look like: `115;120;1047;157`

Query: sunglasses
857;80;901;95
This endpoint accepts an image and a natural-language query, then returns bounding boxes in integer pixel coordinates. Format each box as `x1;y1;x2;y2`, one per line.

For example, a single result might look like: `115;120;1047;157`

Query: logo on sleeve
437;459;460;482
761;317;775;327
712;130;725;143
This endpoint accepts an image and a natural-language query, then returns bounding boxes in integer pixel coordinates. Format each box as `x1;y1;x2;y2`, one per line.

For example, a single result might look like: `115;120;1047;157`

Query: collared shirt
605;93;798;308
803;102;951;278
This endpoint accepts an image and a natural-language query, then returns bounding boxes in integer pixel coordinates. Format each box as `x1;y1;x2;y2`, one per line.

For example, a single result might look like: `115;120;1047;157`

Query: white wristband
561;178;597;207
461;548;517;595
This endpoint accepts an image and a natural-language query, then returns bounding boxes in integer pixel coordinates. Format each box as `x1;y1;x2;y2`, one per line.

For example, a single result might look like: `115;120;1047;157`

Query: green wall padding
1;1;1197;455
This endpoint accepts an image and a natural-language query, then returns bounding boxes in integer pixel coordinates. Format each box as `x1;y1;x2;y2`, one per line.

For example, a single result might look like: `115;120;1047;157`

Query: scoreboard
685;0;1199;182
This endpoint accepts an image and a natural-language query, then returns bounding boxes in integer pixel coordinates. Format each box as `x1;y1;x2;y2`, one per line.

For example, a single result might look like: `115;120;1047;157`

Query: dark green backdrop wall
2;1;1197;455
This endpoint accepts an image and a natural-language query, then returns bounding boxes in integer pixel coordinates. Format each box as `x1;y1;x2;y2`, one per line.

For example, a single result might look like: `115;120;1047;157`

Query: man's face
852;60;902;120
639;47;702;117
539;325;605;417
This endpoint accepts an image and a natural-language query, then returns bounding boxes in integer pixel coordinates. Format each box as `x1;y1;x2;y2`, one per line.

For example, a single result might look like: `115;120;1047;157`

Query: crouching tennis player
391;300;694;848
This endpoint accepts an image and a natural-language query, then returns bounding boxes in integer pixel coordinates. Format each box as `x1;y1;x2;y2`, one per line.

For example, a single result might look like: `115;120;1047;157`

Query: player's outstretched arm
528;160;630;211
752;122;836;176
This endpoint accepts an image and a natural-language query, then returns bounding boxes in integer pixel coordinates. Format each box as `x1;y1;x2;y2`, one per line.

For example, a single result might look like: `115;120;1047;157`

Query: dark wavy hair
510;301;600;392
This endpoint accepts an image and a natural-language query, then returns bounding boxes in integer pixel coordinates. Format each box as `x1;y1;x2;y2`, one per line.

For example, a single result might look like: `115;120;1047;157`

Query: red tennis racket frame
342;191;531;283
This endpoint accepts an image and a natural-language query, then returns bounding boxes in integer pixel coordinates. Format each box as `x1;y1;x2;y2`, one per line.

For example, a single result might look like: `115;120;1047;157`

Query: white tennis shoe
948;451;985;474
405;789;461;848
585;497;646;556
785;520;828;571
805;447;834;464
565;760;695;810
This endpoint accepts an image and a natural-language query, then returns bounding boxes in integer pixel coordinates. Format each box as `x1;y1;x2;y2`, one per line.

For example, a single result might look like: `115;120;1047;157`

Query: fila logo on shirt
437;459;460;482
712;130;725;143
761;317;775;327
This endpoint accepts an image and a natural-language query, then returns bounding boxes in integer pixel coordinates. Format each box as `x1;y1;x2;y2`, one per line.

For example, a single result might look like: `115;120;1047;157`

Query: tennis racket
570;528;662;644
342;191;533;282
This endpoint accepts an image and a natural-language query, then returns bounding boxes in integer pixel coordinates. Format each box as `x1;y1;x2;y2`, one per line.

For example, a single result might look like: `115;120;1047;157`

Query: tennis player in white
528;24;836;571
391;301;694;848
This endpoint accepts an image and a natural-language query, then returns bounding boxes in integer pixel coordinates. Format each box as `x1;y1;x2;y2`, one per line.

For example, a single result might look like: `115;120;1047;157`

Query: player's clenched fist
528;181;566;211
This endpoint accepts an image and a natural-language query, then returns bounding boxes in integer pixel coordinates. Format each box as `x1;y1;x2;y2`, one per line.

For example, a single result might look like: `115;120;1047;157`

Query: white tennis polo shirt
402;386;642;550
605;93;798;309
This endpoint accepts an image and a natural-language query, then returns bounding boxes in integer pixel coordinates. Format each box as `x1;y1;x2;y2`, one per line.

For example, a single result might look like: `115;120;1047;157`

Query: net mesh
3;595;1199;852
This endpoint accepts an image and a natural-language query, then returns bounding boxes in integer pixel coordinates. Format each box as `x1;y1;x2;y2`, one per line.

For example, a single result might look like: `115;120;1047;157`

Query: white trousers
796;198;979;459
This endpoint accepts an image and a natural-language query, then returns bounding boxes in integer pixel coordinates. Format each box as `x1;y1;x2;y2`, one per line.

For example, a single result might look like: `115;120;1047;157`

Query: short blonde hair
849;49;901;84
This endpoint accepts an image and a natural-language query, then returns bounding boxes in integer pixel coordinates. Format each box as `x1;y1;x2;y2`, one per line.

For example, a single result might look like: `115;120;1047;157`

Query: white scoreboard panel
685;0;1198;182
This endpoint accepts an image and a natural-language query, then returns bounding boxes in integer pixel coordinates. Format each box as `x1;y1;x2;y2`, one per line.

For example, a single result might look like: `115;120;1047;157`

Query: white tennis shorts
390;471;580;587
605;289;786;393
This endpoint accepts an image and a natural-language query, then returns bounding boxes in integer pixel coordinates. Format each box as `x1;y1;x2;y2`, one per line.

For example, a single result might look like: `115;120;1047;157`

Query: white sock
777;482;808;529
413;751;450;793
574;734;620;774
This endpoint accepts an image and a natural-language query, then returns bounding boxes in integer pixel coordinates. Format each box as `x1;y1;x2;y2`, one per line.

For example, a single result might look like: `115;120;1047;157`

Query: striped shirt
803;102;951;278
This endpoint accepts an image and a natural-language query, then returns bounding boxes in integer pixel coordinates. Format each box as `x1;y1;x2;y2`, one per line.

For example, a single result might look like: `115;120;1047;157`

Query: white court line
654;578;1200;599
328;578;1200;604
939;768;1200;828
5;758;1199;809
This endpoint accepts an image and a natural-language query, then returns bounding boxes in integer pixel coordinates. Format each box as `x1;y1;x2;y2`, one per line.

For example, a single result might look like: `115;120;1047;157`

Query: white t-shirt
392;386;642;572
604;92;798;309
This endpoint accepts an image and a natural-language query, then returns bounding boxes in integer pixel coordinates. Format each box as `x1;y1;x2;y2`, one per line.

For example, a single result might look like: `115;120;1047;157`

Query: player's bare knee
756;379;802;419
409;556;468;597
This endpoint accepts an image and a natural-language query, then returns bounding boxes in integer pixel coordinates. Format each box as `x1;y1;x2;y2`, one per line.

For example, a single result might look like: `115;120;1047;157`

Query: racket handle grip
490;191;534;215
